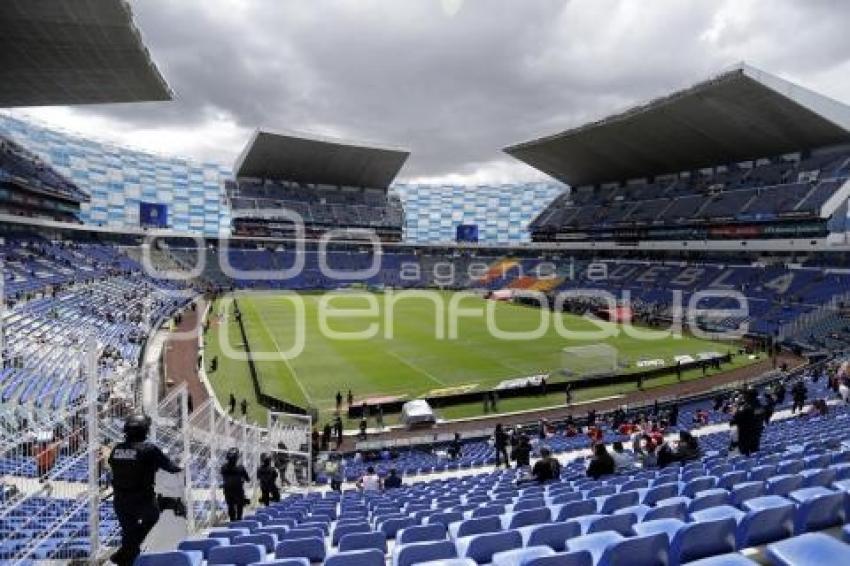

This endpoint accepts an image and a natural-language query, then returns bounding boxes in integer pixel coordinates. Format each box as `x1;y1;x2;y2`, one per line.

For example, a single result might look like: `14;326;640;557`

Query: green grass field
204;291;754;426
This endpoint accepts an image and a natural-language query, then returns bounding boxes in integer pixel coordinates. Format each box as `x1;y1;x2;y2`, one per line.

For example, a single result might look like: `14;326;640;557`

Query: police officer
108;414;182;566
256;452;280;506
221;447;250;521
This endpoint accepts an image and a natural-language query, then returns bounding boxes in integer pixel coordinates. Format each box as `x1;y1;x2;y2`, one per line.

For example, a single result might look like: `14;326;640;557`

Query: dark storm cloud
18;0;850;182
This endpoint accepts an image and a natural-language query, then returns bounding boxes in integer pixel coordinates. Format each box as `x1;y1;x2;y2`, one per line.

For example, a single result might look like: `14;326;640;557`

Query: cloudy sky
11;0;850;183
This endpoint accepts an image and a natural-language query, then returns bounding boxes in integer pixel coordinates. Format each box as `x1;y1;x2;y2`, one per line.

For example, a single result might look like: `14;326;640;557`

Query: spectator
240;398;248;417
668;403;679;428
513;434;531;469
791;380;807;414
611;441;635;472
448;432;462;461
692;409;709;427
321;423;331;451
587;443;615;480
325;453;343;492
632;434;658;469
256;453;280;506
676;430;701;462
775;381;787;404
384;468;402;489
336;391;342;410
358;416;368;440
221;448;250;521
493;424;509;467
520;447;561;485
357;466;382;492
228;393;236;414
730;389;765;457
809;398;829;417
334;416;343;446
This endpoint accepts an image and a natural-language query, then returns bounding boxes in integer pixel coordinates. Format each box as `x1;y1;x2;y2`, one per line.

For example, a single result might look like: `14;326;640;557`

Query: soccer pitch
204;290;752;424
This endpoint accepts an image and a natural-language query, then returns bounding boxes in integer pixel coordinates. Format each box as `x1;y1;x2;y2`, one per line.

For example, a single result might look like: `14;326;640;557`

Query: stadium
3;1;850;565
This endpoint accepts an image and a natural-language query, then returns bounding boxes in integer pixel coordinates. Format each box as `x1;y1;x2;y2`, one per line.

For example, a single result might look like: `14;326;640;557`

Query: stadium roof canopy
234;129;411;190
0;0;171;107
504;63;850;187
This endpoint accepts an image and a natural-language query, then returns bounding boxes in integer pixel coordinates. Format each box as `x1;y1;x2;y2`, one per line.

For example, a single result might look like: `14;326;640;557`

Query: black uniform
731;399;765;456
792;381;807;414
108;441;181;566
221;461;250;521
257;461;280;506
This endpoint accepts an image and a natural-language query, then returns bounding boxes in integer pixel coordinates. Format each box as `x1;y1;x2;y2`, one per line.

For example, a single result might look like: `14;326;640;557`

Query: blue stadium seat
641;484;680;506
598;491;639;514
491;545;554;566
505;507;551;529
567;532;625;565
598;533;668;566
229;520;262;531
282;527;324;541
635;518;737;566
789;487;847;532
393;540;457;566
233;533;276;553
514;498;547;511
572;513;635;536
339;532;387;553
525;551;593;566
765;533;850;566
450;516;502;540
645;502;689;523
208;543;265;565
325;548;386;566
177;538;227;559
682;477;717;498
801;467;836;488
455;530;523;564
556;500;598;522
689;489;729;513
717;471;748;490
682;554;757;565
416;560;477;566
275;537;326;562
669;518;737;566
472;505;506;518
729;482;764;507
380;517;416;538
520;522;581;552
257;526;290;541
135;550;202;566
209;528;250;542
399;524;447;545
251;560;309;566
766;475;803;497
551;492;583;505
428;512;465;528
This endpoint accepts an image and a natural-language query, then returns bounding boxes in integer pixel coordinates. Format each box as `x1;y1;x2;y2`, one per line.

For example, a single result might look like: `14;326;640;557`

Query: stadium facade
394;182;564;243
0;114;231;236
0;113;564;242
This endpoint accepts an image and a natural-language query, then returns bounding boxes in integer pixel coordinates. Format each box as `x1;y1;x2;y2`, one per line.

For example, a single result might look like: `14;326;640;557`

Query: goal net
267;411;313;493
561;343;620;379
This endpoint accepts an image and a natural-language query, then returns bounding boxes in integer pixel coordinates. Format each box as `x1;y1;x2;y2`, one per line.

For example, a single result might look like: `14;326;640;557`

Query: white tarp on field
401;400;436;426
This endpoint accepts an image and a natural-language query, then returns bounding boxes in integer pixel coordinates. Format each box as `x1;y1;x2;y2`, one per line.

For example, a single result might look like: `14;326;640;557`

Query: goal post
267;411;313;493
561;343;620;379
